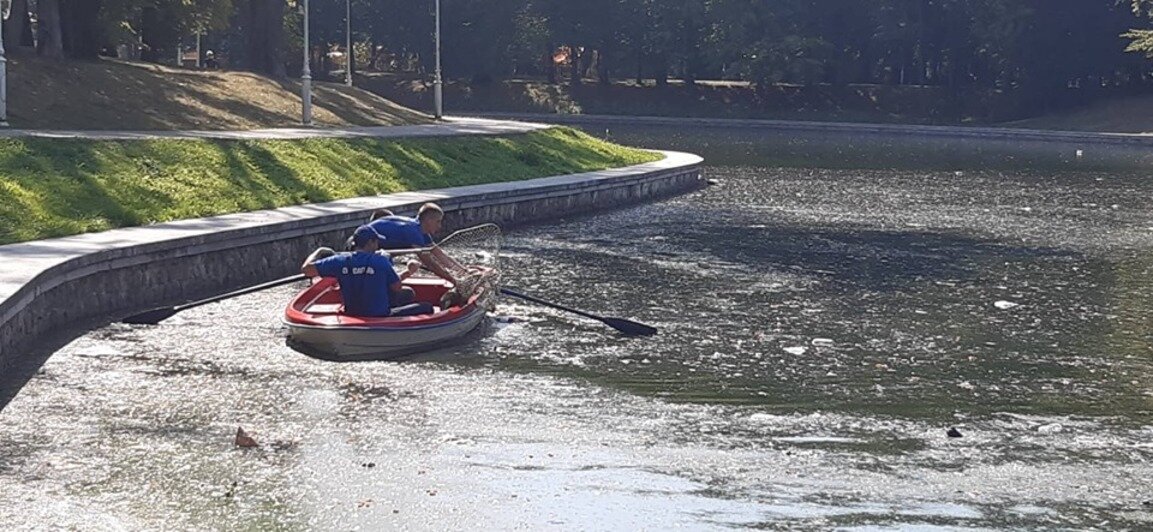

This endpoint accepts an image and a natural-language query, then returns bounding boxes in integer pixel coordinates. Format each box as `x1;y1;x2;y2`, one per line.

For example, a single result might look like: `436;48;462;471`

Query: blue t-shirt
313;252;400;317
368;216;434;250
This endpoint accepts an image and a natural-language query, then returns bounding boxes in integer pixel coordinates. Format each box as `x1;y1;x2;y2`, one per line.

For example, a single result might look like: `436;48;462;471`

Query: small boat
283;273;492;360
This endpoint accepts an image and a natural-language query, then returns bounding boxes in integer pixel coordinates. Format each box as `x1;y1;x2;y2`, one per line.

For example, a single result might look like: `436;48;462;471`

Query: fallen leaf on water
235;427;259;448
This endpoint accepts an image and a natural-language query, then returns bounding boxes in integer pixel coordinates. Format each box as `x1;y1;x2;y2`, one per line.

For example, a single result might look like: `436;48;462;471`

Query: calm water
2;125;1152;530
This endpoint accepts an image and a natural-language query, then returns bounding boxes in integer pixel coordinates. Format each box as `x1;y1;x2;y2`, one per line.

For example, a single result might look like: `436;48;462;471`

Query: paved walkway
0;116;549;140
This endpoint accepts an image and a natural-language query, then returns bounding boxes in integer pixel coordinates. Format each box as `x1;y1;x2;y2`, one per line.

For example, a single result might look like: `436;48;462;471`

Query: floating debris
234;427;259;448
947;427;963;438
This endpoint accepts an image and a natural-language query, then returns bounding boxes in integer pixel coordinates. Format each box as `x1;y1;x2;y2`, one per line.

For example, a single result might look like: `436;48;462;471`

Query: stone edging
0;151;703;373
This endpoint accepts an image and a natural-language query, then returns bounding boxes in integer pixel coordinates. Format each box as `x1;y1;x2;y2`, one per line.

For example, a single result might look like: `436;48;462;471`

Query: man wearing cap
301;225;432;317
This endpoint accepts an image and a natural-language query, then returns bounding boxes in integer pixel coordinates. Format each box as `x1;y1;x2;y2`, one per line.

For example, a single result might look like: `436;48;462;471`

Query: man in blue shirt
366;202;463;286
301;225;432;317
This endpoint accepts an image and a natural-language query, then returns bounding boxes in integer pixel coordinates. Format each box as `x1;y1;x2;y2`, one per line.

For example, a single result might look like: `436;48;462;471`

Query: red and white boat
283;274;492;360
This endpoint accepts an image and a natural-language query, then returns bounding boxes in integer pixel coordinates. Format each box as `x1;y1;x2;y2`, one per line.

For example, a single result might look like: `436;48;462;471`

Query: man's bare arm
418;249;457;285
301;247;335;278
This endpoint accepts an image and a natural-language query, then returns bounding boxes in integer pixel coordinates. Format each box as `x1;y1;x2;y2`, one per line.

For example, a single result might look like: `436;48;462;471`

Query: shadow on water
651;222;1076;292
584;122;1153;172
0;318;111;412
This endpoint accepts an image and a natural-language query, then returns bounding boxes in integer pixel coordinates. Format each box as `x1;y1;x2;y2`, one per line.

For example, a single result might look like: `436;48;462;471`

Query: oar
122;274;307;325
499;287;658;337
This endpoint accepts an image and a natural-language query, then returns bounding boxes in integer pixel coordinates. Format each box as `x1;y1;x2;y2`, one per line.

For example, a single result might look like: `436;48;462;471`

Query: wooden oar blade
601;317;658;337
121;307;178;325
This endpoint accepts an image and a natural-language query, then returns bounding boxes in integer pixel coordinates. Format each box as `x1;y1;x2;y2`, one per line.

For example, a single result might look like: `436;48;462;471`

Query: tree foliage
5;0;1153;115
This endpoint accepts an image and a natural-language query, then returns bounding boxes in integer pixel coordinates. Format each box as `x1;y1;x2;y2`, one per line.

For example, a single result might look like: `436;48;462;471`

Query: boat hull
283;275;491;361
285;311;487;360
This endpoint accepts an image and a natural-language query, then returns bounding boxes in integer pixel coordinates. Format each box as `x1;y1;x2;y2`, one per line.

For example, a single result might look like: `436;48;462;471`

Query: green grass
0;127;662;245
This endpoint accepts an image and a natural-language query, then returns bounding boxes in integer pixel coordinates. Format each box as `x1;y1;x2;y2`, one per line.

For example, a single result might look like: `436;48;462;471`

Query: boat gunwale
283;276;489;330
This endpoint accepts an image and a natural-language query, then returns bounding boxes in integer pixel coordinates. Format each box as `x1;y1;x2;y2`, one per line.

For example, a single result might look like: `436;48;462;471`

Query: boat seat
306;303;447;316
305;303;344;315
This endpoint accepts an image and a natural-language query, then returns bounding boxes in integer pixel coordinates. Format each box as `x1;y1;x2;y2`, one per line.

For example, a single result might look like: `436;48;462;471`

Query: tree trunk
4;0;31;51
635;50;643;85
36;0;65;58
684;59;696;87
597;48;610;86
545;41;556;84
139;6;164;63
569;44;581;85
914;0;927;85
60;0;103;59
243;0;287;77
654;55;668;87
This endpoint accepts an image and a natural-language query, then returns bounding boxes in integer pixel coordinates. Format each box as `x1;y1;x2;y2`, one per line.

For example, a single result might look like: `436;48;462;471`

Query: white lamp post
301;0;313;126
433;0;442;119
0;1;8;127
345;0;352;86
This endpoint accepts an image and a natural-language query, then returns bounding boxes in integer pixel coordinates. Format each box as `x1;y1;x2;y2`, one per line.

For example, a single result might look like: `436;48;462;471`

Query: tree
1127;0;1153;57
61;0;105;59
37;0;66;58
238;0;286;76
4;0;34;51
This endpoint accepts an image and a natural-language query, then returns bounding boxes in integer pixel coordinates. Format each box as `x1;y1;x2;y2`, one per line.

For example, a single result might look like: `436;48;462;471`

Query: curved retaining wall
0;151;703;375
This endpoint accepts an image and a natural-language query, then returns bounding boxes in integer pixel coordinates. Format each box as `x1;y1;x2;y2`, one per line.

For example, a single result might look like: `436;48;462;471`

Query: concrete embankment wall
0;151;703;375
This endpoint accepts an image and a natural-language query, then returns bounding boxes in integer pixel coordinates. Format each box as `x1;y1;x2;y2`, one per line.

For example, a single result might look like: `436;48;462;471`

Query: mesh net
390;223;503;310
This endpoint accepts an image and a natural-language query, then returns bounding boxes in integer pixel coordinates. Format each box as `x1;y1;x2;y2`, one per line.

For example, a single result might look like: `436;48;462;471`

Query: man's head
351;224;384;252
368;209;394;222
417;202;445;235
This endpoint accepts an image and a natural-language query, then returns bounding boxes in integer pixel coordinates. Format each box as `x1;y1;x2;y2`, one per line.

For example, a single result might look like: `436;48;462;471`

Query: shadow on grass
0;129;654;245
215;140;335;206
8;56;431;130
0;139;175;241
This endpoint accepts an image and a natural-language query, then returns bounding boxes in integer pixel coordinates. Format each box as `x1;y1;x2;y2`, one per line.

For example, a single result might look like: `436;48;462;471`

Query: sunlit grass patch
0;127;662;245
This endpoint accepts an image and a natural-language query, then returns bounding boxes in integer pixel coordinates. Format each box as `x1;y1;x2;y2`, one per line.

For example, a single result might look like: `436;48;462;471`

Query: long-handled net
389;223;503;310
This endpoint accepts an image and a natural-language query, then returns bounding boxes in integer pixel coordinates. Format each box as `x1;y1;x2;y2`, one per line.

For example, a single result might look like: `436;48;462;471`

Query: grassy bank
0;127;661;245
358;73;1017;126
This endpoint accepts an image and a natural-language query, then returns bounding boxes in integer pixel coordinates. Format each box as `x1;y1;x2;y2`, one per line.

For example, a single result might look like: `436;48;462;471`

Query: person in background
368;209;393;221
301;225;430;317
367;202;463;285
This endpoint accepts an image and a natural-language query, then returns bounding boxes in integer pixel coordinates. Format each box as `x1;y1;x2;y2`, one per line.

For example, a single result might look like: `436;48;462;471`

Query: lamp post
0;1;8;127
345;0;352;86
301;0;313;126
433;0;442;119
